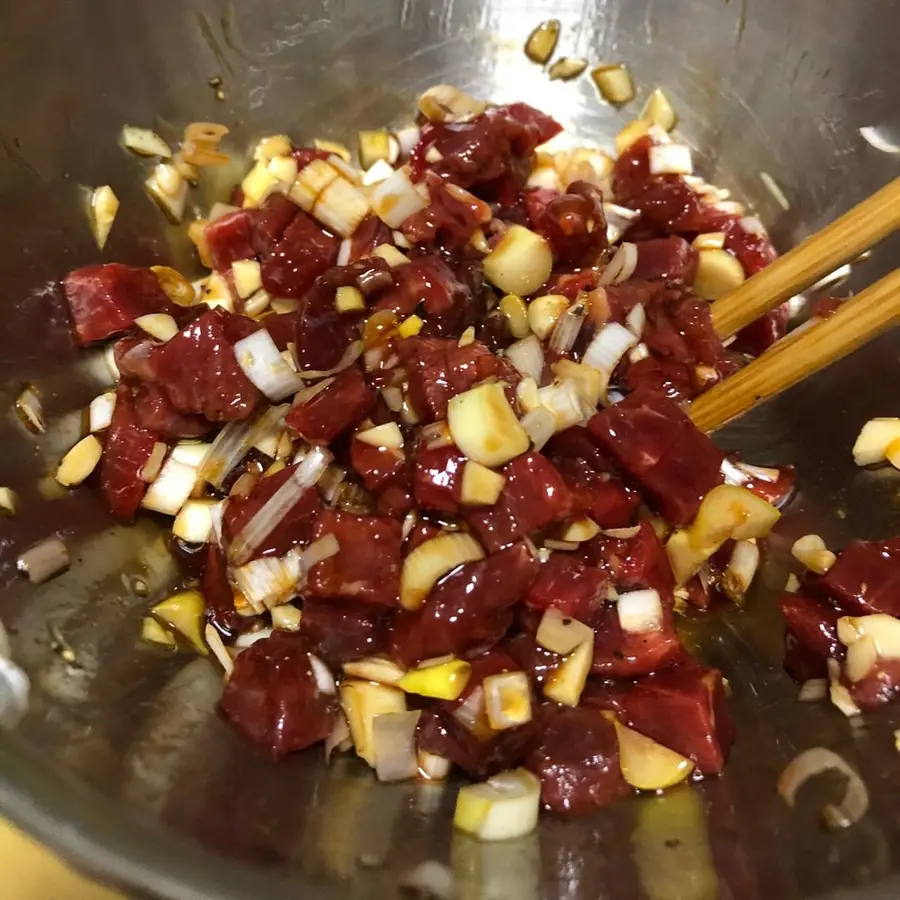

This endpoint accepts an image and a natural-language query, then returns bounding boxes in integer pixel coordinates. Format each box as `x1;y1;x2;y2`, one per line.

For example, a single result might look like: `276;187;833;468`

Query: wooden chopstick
710;177;900;339
690;268;900;433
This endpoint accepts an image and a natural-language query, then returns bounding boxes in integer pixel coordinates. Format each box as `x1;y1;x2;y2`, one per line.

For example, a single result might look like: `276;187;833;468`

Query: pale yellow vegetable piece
56;435;103;487
339;680;407;767
447;382;529;468
152;589;208;655
398;657;472;700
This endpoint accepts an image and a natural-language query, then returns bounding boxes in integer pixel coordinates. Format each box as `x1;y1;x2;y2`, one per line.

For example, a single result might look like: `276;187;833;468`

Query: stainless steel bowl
2;1;900;897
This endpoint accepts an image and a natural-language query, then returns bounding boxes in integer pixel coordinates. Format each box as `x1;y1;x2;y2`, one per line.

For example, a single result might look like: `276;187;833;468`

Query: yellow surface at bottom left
0;817;126;900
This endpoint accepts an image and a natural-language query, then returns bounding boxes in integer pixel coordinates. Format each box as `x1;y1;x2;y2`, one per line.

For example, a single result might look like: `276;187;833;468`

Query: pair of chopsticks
688;177;900;433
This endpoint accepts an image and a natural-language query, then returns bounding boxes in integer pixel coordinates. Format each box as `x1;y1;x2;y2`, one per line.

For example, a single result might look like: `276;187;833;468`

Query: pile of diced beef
60;98;803;817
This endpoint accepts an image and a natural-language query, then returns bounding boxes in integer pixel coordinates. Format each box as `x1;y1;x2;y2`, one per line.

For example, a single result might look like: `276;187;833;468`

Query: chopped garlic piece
56;435;103;487
88;185;119;249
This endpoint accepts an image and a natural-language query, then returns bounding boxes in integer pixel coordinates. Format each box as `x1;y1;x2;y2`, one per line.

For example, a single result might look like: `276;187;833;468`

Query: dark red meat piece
465;452;572;553
604;279;666;322
202;544;248;636
416;649;537;778
98;386;159;520
779;592;843;681
554;457;639;529
502;632;561;687
398;336;519;423
219;632;337;758
204;194;298;272
349;438;406;493
613;137;737;236
259;311;300;351
524;705;629;817
285;365;375;444
525;555;608;621
306;509;402;606
580;522;675;601
128;382;209;439
814;538;900;617
629;293;736;402
847;658;900;710
591;599;683;678
585;664;734;775
725;219;777;276
372;255;482;339
149;308;263;423
293;258;393;371
545;426;618;473
260;211;339;299
222;465;320;560
527;181;609;267
410;103;561;197
632;237;698;284
63;264;174;345
412;444;466;514
417;707;535;780
389;542;539;666
588;391;724;525
401;174;490;251
730;307;788;357
347;215;394;263
377;481;415;517
300;597;390;666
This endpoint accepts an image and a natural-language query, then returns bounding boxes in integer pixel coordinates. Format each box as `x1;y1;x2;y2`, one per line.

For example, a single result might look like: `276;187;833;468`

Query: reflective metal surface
1;1;899;898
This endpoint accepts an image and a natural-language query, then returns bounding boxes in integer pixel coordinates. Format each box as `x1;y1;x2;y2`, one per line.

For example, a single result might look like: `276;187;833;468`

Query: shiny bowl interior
2;0;900;897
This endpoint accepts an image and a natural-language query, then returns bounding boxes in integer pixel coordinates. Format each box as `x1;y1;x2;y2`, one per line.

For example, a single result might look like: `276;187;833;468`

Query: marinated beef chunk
554;457;639;529
349;438;406;494
222;466;320;560
293;258;393;371
612;136;736;236
588;391;724;525
631;237;698;284
812;538;900;617
585;663;734;775
347;215;394;263
847;658;900;710
99;386;159;519
401;174;490;252
219;632;337;758
524;554;608;622
285;365;375;444
779;592;842;681
524;705;629;817
305;509;402;606
465;452;572;553
205;193;298;272
63;264;174;345
300;598;390;666
417;708;536;780
581;521;676;601
502;632;561;687
202;544;249;636
389;542;539;666
590;600;684;678
410;103;561;200
412;444;467;514
128;382;210;439
150;308;263;423
723;220;785;355
416;650;537;778
398;336;519;423
526;181;609;267
260;210;339;299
